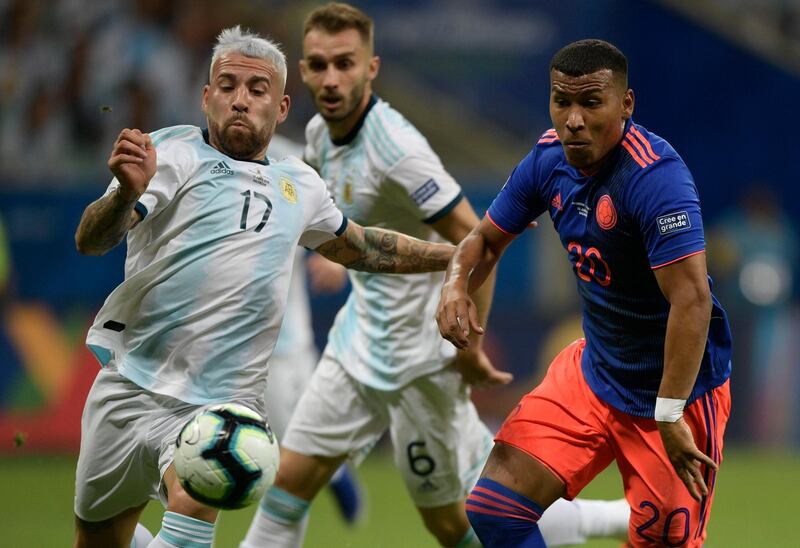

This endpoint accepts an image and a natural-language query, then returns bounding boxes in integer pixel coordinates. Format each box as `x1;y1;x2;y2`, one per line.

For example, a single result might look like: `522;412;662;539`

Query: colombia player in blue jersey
437;40;732;547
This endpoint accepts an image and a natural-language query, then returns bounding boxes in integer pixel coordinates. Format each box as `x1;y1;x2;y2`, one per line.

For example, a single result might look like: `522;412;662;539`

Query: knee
466;478;547;547
73;515;123;548
273;448;343;501
421;512;469;547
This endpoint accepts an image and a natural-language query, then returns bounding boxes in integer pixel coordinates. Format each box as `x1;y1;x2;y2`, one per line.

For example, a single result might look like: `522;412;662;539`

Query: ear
298;59;309;84
276;94;291;125
622;88;634;120
367;55;380;82
201;84;210;114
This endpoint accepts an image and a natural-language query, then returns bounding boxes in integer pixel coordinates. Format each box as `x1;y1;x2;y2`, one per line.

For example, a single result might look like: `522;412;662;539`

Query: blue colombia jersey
487;120;732;417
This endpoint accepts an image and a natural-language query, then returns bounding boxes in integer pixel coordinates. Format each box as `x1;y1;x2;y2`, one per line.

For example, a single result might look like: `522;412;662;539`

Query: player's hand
437;281;482;349
307;253;348;294
453;348;513;388
108;128;156;201
657;418;718;501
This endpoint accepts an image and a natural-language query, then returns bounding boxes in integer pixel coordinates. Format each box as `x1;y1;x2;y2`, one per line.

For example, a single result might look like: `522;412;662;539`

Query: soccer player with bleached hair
243;4;630;548
73;25;456;548
439;39;732;547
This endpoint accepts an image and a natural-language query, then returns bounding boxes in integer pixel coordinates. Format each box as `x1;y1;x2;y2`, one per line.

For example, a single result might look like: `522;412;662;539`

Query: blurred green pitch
0;449;795;547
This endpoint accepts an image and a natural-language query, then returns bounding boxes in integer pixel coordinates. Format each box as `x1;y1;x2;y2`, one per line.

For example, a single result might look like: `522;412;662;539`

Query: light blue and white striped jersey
86;125;346;405
305;96;462;390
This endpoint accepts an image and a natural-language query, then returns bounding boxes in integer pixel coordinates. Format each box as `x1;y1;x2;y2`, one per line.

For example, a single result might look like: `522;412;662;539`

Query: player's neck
327;91;375;145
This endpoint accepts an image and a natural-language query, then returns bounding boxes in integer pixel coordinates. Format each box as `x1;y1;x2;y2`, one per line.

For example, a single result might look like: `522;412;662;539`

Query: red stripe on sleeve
485;211;516;235
651;249;705;270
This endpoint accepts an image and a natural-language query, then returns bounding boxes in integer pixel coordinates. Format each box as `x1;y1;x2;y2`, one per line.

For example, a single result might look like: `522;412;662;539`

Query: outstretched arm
432;198;513;387
75;129;156;256
437;216;515;350
314;221;454;274
652;252;717;501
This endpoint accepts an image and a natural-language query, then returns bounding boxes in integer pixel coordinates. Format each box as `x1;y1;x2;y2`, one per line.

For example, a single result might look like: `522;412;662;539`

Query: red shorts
496;339;730;547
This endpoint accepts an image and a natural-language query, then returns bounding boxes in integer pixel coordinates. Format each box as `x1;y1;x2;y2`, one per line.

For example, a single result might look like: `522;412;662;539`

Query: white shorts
74;365;262;522
282;353;494;508
264;345;317;440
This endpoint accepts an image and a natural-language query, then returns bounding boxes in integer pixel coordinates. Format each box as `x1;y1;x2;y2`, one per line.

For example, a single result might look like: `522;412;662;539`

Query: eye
251;88;266;96
335;59;354;70
584;98;601;107
220;85;234;92
553;98;569;107
308;60;326;72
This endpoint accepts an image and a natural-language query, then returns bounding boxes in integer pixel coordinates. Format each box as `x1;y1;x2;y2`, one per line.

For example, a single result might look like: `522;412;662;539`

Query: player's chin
221;132;265;160
318;103;348;121
563;148;595;169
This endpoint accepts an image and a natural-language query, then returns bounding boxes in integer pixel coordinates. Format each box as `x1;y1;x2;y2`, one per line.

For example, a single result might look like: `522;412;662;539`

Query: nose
565;107;585;134
322;66;339;90
231;85;249;113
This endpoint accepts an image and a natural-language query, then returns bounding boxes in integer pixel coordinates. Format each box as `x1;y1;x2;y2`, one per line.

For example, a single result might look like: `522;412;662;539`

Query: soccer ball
174;403;280;509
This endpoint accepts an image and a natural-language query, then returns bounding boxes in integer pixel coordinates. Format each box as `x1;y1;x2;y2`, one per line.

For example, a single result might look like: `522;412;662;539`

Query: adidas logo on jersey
210;161;234;176
418;479;439;492
551;192;563;211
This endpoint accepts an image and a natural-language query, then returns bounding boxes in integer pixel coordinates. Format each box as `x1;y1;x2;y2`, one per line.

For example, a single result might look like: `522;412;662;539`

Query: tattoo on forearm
75;188;138;255
324;226;452;274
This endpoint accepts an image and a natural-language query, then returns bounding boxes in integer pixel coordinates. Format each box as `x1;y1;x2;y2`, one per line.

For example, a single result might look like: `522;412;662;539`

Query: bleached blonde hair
210;26;287;90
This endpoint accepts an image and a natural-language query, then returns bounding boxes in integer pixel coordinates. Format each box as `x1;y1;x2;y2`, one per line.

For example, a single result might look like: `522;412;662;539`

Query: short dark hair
550;39;628;85
303;2;374;50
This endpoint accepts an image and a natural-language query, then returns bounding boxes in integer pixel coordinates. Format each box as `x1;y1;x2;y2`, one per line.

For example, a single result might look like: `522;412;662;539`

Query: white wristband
654;397;686;422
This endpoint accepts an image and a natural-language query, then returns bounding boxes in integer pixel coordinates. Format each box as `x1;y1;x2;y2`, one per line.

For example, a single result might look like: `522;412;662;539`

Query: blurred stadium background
0;0;798;546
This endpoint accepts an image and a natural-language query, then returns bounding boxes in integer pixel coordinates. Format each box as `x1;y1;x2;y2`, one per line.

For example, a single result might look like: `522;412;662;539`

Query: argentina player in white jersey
244;4;629;548
73;26;456;548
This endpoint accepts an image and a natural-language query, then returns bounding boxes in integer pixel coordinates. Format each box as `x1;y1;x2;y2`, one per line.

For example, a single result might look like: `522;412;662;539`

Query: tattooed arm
75;129;156;256
75;189;143;256
315;221;454;274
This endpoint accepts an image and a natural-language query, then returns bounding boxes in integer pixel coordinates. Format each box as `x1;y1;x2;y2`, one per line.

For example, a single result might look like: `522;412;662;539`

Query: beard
209;117;270;160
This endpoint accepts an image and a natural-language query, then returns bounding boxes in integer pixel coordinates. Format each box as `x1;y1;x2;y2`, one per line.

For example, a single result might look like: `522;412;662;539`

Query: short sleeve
303;141;318;171
299;182;347;249
630;159;706;269
384;150;463;224
303;117;323;171
132;138;192;220
100;150;182;222
486;149;546;234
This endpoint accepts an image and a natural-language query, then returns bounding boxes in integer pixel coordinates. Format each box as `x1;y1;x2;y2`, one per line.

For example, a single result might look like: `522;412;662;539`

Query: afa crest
280;178;297;204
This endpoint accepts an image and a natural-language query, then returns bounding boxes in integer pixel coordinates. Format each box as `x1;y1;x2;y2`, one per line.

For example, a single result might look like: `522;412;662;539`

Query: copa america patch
656;211;691;236
410;178;440;205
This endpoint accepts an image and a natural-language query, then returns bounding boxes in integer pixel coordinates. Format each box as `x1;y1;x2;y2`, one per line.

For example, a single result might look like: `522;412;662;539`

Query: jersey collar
202;128;270;165
330;94;378;147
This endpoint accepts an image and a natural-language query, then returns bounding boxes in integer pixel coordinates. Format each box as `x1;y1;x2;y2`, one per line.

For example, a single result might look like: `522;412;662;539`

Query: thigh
281;352;389;464
493;339;615;502
611;381;731;548
74;367;158;523
389;367;494;508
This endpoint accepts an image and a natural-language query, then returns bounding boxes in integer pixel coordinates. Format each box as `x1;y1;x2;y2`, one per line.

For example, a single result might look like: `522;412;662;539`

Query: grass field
1;448;797;547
